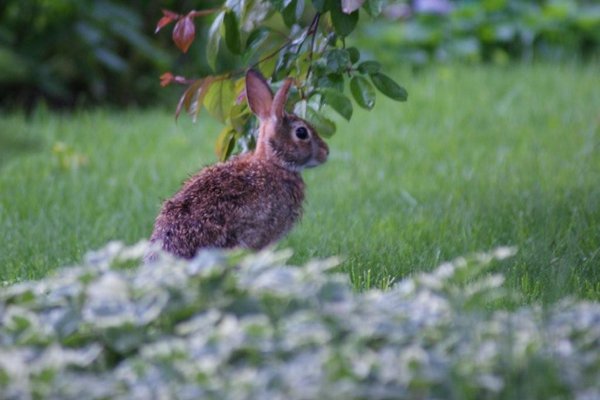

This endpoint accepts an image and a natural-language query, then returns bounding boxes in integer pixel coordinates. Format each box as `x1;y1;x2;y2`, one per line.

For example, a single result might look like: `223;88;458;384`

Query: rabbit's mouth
306;144;329;168
304;153;327;168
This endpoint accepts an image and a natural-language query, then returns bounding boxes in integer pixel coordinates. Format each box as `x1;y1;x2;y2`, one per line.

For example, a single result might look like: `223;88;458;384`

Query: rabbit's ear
246;69;273;120
272;78;292;120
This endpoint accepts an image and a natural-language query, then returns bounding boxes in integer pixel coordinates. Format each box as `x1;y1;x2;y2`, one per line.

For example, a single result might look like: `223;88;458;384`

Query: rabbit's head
246;70;329;171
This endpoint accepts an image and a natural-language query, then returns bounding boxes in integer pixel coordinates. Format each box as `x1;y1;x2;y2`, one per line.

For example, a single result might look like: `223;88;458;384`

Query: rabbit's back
150;154;304;258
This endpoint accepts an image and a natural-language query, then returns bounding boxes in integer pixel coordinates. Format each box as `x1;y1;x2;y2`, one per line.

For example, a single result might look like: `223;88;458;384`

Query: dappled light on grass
1;242;599;399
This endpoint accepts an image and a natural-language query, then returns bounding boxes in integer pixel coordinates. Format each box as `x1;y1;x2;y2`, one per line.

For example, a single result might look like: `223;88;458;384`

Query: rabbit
148;69;329;259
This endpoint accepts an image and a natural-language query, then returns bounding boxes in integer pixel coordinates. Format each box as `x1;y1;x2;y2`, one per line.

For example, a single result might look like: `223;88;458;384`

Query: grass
1;63;599;302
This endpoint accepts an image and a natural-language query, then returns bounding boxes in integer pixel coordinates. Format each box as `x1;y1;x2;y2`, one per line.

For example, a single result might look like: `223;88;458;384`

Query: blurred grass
1;63;599;302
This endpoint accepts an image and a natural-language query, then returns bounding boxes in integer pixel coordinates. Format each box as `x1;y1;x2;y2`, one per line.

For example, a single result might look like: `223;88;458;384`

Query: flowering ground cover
1;242;599;399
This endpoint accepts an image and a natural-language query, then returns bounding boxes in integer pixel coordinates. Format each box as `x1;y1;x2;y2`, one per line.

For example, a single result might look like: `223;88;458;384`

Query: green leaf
271;0;293;12
357;60;381;74
207;12;225;71
240;0;258;26
369;72;408;102
347;47;360;64
273;51;295;81
283;0;305;27
326;49;350;73
204;78;235;123
306;107;337;138
330;2;359;36
363;0;384;17
270;0;284;12
259;56;278;78
215;126;237;161
105;326;147;354
317;89;353;120
350;75;375;109
228;102;251;133
317;73;345;91
282;0;296;27
224;10;241;54
245;27;271;56
312;0;327;12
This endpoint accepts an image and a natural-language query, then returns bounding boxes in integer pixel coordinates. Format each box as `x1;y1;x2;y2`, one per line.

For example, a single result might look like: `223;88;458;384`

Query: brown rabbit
149;70;329;259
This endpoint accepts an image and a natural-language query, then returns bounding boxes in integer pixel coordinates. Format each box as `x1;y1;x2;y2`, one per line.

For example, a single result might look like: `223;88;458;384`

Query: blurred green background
1;0;598;110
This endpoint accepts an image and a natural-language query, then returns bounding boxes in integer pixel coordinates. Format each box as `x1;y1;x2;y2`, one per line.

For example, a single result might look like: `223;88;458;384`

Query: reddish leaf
174;77;215;121
160;72;174;87
162;9;180;19
155;9;180;34
191;77;215;122
175;87;193;120
176;80;200;120
172;15;196;53
160;72;190;87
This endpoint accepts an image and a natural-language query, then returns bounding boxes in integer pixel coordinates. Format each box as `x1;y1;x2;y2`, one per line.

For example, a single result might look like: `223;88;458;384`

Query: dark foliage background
0;0;221;109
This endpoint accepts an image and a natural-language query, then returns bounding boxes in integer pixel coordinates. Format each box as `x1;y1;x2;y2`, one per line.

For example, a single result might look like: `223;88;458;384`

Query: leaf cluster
1;242;600;399
156;0;408;160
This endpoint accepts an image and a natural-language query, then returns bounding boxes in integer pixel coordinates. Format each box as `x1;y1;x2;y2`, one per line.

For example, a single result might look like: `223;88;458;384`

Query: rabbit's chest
231;170;304;249
252;173;304;220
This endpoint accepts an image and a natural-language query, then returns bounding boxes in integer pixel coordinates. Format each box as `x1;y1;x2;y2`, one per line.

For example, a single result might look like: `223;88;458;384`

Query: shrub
356;0;600;66
1;242;599;399
156;0;408;160
0;0;174;108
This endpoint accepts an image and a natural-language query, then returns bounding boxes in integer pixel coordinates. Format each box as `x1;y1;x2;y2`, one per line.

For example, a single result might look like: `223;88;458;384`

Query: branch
306;13;322;81
168;13;323;93
188;8;222;18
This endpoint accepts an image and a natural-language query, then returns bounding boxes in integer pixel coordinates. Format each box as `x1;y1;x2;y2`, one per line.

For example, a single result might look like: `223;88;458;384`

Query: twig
188;8;222;18
305;13;322;82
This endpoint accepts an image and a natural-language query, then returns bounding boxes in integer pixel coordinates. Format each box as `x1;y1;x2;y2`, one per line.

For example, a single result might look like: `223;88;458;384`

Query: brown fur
149;70;329;259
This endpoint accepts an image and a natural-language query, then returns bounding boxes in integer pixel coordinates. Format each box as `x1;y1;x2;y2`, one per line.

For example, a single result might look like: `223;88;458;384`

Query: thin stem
305;13;322;82
188;8;222;18
174;78;196;85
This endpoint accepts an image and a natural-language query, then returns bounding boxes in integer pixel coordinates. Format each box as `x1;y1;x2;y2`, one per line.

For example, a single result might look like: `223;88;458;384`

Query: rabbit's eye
295;126;309;140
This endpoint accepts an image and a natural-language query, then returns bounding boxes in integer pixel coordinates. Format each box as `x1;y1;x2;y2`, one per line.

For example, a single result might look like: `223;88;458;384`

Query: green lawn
1;63;599;302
